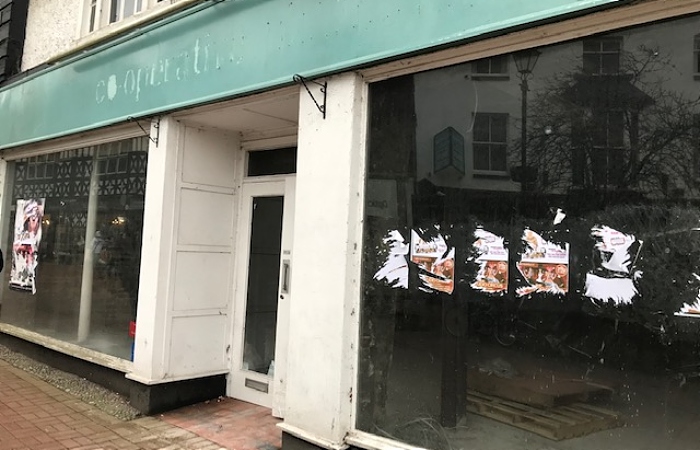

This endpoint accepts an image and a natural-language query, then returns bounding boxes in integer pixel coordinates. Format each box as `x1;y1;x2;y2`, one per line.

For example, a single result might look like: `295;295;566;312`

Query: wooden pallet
467;390;622;441
467;368;615;408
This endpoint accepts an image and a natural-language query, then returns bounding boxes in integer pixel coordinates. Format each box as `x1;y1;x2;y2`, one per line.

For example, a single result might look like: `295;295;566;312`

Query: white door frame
229;176;295;417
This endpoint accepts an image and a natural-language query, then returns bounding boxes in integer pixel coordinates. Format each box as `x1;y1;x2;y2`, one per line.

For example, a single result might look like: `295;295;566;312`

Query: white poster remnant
373;230;409;289
676;274;700;318
584;226;642;305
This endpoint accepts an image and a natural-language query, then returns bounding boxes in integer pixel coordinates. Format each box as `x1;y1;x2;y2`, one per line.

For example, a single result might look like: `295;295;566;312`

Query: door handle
281;259;291;294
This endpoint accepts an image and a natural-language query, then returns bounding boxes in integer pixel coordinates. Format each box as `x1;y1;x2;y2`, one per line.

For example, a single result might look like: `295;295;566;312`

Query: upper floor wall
22;0;80;70
21;0;188;71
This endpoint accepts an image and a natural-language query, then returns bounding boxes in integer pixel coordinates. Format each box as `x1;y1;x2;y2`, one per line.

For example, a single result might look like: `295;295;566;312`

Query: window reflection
360;14;700;450
0;137;148;360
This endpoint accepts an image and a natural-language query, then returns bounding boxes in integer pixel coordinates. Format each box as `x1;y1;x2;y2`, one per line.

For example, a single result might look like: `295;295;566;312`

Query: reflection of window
97;141;131;175
472;56;509;78
583;37;622;75
694;35;700;75
84;0;168;34
473;113;508;174
591;110;625;185
26;154;57;180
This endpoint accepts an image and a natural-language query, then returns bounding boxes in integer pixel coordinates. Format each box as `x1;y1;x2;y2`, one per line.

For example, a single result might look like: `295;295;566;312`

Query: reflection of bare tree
523;45;700;200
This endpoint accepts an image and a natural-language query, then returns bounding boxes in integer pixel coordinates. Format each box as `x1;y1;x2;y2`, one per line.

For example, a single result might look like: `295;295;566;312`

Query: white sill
0;322;133;372
345;430;429;450
277;423;348;450
49;0;201;65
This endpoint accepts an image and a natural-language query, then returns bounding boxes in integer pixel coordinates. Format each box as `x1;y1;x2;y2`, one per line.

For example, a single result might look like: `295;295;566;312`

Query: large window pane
360;14;700;450
0;137;148;360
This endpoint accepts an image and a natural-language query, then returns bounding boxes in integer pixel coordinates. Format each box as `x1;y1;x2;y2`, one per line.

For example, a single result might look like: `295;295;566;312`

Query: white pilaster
282;72;367;446
128;117;181;382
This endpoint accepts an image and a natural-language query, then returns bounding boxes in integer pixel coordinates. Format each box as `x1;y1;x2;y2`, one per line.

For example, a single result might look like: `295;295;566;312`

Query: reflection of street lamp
513;49;541;191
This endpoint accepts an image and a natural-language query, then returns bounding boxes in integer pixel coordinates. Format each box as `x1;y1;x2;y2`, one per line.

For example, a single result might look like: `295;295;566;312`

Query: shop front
6;1;700;450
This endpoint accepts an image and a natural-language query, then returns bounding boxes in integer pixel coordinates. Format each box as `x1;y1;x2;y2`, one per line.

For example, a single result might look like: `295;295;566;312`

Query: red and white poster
10;198;45;294
470;228;508;294
410;230;455;294
516;229;569;296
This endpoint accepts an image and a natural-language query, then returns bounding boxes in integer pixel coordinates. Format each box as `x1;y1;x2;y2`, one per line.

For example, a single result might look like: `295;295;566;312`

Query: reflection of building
3;2;700;450
417;16;700;202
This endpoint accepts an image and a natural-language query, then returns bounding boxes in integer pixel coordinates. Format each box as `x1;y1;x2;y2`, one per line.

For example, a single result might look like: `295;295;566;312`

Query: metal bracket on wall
127;116;160;146
293;74;327;119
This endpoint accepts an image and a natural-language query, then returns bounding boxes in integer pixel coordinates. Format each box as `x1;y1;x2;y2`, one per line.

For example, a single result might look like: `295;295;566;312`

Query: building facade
2;1;700;449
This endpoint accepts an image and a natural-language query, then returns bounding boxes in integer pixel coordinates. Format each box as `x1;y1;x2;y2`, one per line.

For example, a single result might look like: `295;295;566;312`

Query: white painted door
230;177;295;417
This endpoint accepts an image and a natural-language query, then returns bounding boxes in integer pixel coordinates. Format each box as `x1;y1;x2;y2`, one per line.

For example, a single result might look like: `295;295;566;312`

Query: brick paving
0;359;281;450
160;398;281;450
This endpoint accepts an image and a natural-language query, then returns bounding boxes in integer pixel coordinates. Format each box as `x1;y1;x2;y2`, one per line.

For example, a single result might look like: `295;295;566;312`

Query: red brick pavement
0;358;281;450
160;398;281;450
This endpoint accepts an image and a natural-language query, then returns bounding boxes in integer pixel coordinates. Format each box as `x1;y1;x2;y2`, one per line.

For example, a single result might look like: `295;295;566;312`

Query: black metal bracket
127;116;160;146
293;74;327;119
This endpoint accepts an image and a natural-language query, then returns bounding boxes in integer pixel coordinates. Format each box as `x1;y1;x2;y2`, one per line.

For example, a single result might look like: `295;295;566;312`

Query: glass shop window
0;136;149;361
359;14;700;450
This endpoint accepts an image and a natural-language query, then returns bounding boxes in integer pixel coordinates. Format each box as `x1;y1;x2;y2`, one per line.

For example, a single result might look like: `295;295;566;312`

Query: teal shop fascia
0;0;619;150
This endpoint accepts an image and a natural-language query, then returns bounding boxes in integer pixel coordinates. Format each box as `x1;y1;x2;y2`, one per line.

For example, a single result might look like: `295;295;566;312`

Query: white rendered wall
130;118;241;383
281;72;366;447
21;0;81;70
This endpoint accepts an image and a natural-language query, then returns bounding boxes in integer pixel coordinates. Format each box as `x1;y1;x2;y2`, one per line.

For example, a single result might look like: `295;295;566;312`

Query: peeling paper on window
584;226;642;305
584;225;642;305
675;274;700;317
373;230;409;289
411;230;455;294
591;226;641;274
584;274;639;305
516;229;569;297
553;208;566;226
470;228;508;294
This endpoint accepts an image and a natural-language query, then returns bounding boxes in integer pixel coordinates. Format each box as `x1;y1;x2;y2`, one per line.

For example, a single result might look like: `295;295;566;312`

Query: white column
77;154;99;342
281;72;367;447
127;117;181;382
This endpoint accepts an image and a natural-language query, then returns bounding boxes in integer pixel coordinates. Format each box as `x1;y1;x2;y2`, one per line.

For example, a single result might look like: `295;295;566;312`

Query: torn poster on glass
373;230;409;289
470;228;508;294
516;229;569;296
676;274;700;318
584;226;642;305
410;230;455;294
10;198;46;294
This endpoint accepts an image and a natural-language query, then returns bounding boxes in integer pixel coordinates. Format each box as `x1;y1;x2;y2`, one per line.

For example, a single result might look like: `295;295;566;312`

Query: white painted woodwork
169;315;228;376
130;119;240;382
177;188;234;247
280;72;367;446
172;252;231;311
